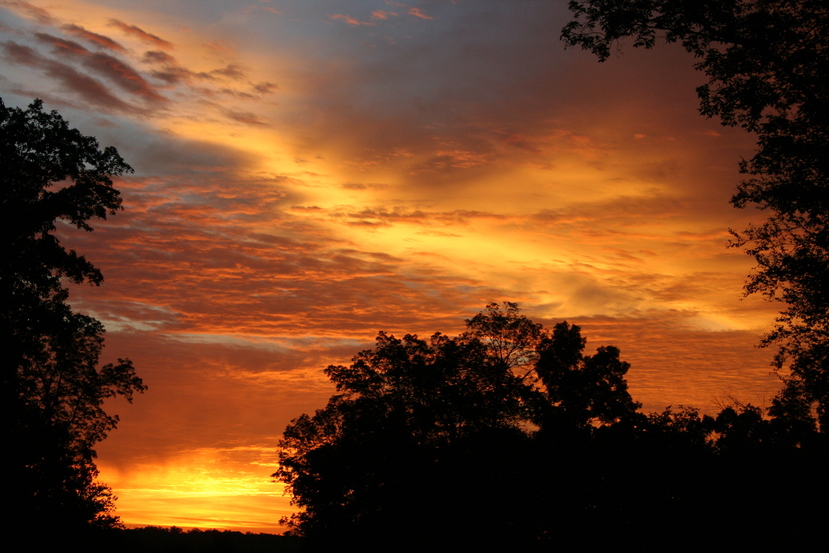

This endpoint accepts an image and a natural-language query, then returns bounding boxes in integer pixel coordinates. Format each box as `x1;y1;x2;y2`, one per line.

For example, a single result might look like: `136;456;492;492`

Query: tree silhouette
273;303;642;550
0;98;145;534
562;0;829;427
534;321;641;429
274;330;532;546
274;303;829;548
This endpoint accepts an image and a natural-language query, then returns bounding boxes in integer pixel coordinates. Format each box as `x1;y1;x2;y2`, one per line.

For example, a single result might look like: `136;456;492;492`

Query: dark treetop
1;98;145;536
563;0;829;426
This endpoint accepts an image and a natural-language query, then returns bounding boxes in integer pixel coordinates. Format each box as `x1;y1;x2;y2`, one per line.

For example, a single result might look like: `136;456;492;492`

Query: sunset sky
2;0;783;533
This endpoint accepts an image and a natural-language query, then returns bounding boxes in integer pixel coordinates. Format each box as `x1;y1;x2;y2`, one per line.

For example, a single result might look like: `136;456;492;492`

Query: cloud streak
35;32;166;102
108;18;173;49
2;40;141;112
62;23;126;52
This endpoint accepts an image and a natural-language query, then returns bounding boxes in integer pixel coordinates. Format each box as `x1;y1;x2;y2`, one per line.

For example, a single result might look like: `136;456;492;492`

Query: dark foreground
30;526;302;552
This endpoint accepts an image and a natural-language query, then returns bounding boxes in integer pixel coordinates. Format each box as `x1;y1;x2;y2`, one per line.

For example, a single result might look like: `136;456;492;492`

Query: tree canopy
273;303;642;549
274;304;829;549
562;0;829;425
0;98;145;534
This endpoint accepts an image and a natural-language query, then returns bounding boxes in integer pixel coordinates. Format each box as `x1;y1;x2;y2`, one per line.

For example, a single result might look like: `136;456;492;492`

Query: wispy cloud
108;18;174;49
62;23;126;52
0;0;55;24
221;107;268;126
35;32;166;102
407;7;434;20
329;14;374;26
2;40;141;112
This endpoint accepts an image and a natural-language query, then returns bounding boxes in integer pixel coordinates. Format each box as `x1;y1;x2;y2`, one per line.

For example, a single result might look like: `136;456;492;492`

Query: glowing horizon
1;0;780;533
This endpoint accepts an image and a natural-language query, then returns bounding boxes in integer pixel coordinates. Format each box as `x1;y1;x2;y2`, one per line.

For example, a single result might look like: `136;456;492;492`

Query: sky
1;0;784;534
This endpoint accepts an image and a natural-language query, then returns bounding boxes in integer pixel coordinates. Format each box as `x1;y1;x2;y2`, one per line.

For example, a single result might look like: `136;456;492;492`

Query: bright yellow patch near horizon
98;447;293;534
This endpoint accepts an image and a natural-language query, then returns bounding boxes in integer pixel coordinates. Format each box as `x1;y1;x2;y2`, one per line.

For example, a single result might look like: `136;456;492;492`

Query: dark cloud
222;108;267;126
34;33;166;103
1;40;139;113
35;32;88;55
252;81;278;94
341;182;389;190
141;51;191;85
2;0;55;24
140;51;248;88
108;18;173;50
86;51;166;102
141;50;176;65
62;24;126;52
148;68;189;85
215;87;256;100
1;39;41;65
210;64;246;80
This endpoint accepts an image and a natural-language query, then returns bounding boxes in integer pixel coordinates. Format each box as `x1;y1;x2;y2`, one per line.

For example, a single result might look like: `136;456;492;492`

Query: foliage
562;0;829;425
0;98;145;532
81;526;303;552
274;304;829;548
273;303;641;548
274;329;532;545
535;321;641;428
464;301;545;371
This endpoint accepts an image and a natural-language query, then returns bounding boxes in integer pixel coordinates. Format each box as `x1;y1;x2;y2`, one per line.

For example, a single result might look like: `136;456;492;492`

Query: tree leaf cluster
0;98;145;534
562;0;829;426
274;304;828;550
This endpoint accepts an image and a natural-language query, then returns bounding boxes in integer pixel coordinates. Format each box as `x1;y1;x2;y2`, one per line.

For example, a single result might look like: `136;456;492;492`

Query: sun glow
1;0;785;534
98;447;293;533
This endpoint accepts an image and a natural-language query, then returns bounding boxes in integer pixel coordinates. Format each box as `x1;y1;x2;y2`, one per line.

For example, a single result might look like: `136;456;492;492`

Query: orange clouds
329;5;433;26
34;32;166;102
407;7;434;20
108;18;173;49
62;23;126;52
0;1;277;132
0;0;784;534
330;14;372;26
1;39;139;112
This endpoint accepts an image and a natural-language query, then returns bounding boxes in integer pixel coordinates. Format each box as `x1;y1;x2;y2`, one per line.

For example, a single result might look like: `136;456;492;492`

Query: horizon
0;0;782;533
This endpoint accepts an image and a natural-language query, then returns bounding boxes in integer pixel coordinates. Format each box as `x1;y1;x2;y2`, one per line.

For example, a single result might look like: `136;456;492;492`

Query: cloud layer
1;0;779;533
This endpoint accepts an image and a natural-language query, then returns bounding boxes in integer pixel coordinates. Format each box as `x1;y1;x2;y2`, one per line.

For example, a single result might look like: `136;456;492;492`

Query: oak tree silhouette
0;98;145;534
273;303;640;550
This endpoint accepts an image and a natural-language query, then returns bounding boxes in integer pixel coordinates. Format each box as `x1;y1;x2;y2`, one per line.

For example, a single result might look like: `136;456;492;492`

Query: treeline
274;303;829;552
31;526;301;552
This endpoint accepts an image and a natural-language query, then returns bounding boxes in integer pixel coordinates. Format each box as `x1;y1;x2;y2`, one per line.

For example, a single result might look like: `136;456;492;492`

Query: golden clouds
0;0;784;533
328;4;435;26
